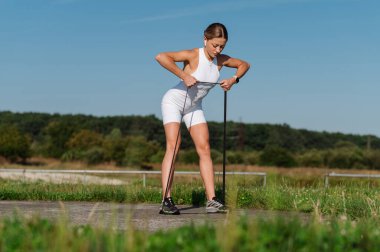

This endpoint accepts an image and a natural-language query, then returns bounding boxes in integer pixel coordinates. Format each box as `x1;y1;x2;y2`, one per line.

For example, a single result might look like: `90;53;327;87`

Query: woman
156;23;250;215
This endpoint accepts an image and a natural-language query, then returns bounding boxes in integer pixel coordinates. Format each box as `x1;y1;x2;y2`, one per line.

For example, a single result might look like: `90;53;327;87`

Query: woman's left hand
220;78;236;91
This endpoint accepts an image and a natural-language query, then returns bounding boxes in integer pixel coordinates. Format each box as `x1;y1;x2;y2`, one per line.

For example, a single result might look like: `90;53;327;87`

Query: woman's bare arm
218;54;251;91
155;50;198;87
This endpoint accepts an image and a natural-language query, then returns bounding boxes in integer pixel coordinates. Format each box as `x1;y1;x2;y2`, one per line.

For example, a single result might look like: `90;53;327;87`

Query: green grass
1;177;380;219
1;213;380;251
2;175;380;251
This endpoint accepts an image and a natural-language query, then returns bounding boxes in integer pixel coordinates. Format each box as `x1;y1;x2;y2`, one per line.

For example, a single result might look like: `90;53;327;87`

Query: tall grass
1;212;380;251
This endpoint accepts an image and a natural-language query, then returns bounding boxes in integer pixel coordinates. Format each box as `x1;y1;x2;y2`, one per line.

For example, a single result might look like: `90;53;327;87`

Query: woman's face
204;37;227;59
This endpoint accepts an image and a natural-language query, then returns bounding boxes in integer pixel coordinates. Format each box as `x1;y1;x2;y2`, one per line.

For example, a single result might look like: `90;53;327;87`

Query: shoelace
209;198;223;207
165;197;176;208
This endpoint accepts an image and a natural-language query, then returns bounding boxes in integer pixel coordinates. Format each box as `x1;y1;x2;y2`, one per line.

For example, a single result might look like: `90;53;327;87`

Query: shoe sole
159;209;180;215
206;207;228;214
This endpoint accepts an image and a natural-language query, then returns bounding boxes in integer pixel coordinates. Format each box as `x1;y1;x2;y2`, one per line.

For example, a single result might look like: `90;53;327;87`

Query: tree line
1;111;379;169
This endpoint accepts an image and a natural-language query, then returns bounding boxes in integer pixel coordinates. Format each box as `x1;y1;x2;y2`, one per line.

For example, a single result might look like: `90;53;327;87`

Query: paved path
0;201;310;232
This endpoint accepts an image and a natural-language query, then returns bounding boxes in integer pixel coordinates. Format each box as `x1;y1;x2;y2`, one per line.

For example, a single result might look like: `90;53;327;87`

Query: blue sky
1;0;379;137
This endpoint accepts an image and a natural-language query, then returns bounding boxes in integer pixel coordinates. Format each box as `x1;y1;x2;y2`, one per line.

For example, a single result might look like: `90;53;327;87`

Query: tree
364;150;380;170
178;149;198;164
42;121;76;158
259;146;297;168
61;130;105;164
103;128;128;165
326;145;365;169
124;136;160;166
67;130;103;150
0;125;31;162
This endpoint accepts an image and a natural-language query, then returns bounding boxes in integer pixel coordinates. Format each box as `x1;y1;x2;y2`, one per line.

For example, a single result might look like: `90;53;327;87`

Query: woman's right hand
182;74;197;88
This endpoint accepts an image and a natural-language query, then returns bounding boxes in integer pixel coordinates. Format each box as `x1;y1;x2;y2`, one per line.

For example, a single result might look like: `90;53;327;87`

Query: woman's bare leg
189;123;215;201
161;122;181;199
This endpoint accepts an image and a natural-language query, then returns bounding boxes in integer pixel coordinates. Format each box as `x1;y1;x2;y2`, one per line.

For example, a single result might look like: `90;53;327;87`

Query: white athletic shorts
161;88;206;128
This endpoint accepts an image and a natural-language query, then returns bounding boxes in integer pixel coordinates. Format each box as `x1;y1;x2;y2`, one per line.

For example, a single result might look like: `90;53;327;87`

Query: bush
61;150;81;162
259;146;297;168
243;151;259;165
297;149;324;167
124;136;160;166
0;125;31;162
227;151;244;164
41;121;76;158
335;140;357;149
66;130;103;150
178;149;198;164
210;149;223;164
82;147;106;165
102;128;127;165
326;147;365;169
149;150;165;163
363;150;380;170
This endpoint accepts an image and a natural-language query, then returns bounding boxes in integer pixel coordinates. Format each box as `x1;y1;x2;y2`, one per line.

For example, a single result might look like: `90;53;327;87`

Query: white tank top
172;47;220;105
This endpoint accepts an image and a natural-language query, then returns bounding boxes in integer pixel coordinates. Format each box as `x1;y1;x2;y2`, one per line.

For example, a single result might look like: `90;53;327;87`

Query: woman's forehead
207;37;227;45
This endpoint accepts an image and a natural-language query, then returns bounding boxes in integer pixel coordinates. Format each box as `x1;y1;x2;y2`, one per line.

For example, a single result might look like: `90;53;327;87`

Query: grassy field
2;161;380;251
2;160;380;219
1;174;380;219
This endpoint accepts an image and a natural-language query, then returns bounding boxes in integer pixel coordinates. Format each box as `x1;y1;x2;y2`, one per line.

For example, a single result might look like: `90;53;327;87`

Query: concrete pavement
0;200;310;232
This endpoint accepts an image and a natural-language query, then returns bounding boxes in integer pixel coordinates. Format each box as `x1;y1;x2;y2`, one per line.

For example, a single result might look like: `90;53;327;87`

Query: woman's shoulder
173;48;198;57
181;48;198;56
180;48;199;61
217;53;231;61
217;53;231;65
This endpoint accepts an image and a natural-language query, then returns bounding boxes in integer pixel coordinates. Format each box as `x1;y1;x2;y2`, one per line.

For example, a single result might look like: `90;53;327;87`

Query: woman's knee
166;140;181;154
196;142;211;157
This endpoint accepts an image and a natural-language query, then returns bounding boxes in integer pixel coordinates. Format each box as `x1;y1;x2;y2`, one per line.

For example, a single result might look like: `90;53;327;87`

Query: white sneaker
206;197;228;213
